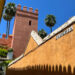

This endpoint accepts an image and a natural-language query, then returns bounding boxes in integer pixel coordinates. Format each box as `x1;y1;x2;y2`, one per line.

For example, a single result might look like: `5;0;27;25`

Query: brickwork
0;34;12;48
11;5;38;58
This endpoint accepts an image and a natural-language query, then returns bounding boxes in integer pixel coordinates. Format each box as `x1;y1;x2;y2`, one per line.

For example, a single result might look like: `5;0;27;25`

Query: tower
11;5;38;58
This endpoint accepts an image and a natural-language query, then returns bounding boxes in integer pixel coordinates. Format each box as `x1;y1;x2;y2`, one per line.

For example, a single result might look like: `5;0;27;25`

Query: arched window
29;20;32;26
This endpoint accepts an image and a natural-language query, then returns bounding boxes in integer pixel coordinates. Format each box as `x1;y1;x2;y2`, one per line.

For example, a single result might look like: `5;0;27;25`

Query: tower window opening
29;20;32;26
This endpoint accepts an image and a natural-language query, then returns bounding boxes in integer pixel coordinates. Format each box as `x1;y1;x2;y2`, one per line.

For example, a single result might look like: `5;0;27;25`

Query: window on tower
29;20;32;26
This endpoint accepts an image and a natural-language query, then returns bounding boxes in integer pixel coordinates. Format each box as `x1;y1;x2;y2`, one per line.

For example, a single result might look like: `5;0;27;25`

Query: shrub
0;60;12;66
8;48;13;52
0;45;8;49
0;48;8;58
38;29;47;39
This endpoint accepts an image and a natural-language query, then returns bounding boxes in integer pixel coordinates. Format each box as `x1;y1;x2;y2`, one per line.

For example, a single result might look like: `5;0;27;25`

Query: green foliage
5;3;16;17
38;29;47;39
3;3;16;21
3;2;16;37
45;15;56;32
0;48;8;58
0;60;12;66
0;45;8;49
8;48;13;52
3;13;12;21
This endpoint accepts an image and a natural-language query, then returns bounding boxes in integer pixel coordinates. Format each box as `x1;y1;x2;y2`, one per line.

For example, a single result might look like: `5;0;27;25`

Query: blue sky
0;0;75;37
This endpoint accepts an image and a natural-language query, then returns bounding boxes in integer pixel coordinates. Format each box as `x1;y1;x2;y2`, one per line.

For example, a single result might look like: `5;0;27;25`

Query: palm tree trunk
6;21;8;38
8;20;10;36
50;27;52;33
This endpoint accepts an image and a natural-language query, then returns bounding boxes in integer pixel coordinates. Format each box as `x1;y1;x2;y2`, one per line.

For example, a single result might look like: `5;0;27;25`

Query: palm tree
38;29;47;39
3;13;12;38
45;15;56;33
5;3;16;36
5;3;16;16
3;3;16;37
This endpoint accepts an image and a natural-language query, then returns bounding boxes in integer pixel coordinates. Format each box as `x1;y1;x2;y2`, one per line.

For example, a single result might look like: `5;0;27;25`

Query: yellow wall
9;23;75;72
0;0;5;21
24;36;38;55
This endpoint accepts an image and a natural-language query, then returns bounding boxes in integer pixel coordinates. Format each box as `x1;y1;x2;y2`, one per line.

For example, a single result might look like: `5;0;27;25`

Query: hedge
0;48;8;58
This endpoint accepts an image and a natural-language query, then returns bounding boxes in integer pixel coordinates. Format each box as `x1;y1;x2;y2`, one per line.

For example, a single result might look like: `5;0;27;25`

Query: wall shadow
6;65;75;75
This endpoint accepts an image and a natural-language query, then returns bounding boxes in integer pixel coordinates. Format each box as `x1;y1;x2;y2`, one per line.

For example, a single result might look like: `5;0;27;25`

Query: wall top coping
31;16;75;45
8;54;24;67
43;16;75;42
31;31;43;45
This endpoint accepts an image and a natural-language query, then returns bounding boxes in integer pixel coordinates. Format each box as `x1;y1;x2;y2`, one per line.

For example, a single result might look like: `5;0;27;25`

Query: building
0;0;5;21
6;16;75;75
11;4;38;58
0;34;12;48
0;4;38;58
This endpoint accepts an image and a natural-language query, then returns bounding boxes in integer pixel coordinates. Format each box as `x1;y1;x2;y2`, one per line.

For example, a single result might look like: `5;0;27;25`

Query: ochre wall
0;0;5;21
9;23;75;72
24;36;38;55
11;5;38;58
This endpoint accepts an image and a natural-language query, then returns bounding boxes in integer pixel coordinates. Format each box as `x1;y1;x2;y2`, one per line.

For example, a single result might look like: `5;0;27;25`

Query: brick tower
11;5;38;58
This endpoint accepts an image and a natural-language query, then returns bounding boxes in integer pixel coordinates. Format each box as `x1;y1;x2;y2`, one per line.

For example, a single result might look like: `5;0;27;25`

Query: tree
5;3;16;17
5;3;16;36
38;29;47;39
3;3;16;37
3;14;12;38
45;15;56;33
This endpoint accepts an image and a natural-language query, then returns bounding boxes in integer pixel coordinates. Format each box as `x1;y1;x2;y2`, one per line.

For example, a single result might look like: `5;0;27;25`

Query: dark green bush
8;48;13;52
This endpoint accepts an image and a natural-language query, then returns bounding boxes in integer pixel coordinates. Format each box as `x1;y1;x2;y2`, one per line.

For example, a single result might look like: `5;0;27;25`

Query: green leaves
3;3;16;21
0;60;12;66
0;45;8;49
38;29;47;39
5;3;16;17
45;15;56;27
8;48;13;52
3;2;16;38
3;13;12;21
0;48;8;58
45;15;56;32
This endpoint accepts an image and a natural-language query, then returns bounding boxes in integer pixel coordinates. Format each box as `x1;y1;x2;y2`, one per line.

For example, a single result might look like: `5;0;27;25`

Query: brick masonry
11;4;38;58
0;34;12;48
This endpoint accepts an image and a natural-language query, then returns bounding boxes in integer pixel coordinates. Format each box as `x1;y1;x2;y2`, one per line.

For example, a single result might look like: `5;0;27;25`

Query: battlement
1;34;13;39
17;4;38;14
16;4;38;19
0;34;13;48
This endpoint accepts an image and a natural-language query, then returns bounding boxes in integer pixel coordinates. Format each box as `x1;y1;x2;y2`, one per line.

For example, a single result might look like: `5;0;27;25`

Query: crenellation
2;34;6;38
8;35;13;39
0;34;13;48
23;6;27;11
17;5;38;16
34;9;38;14
17;4;21;10
29;7;33;13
